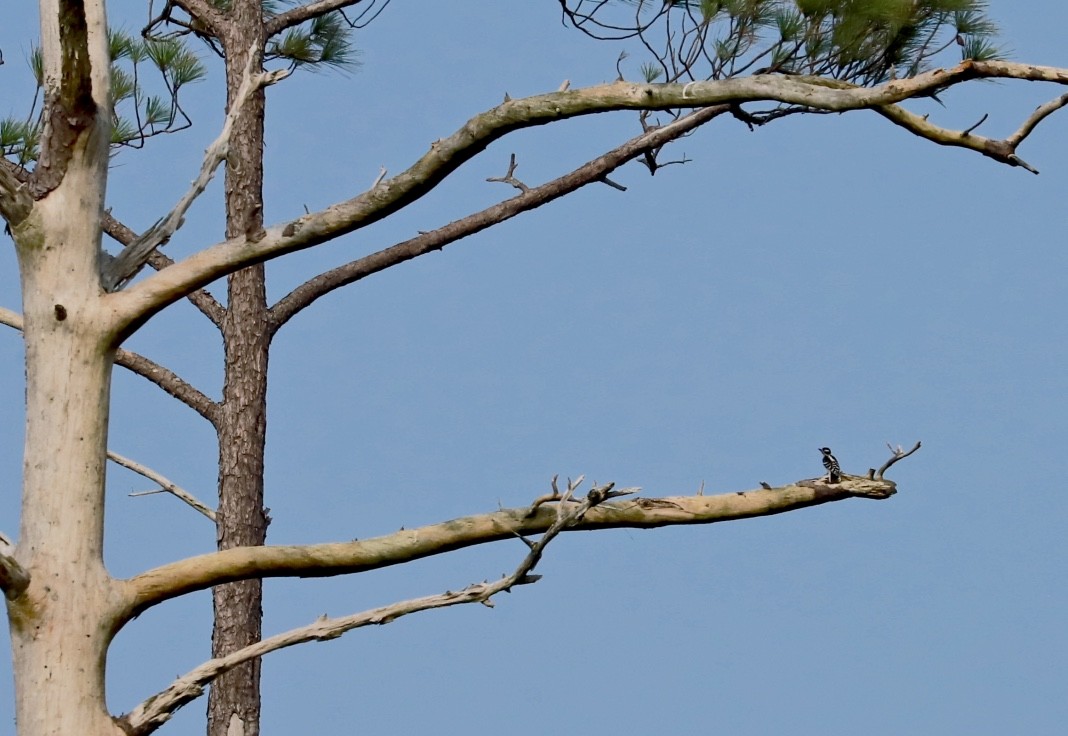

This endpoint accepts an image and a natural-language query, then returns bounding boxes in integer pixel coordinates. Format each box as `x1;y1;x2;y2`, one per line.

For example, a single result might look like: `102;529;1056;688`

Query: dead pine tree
1;2;1065;735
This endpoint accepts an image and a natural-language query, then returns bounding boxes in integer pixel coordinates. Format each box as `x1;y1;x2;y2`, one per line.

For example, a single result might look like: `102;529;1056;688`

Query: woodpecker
819;447;841;483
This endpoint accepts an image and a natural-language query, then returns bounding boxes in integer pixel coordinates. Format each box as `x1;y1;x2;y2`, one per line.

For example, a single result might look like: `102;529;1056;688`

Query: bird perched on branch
819;447;841;484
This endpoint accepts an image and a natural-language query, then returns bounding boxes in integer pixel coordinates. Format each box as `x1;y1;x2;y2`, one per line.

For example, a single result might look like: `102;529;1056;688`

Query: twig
486;153;529;192
266;104;730;333
526;473;584;516
962;112;988;136
108;450;216;521
104;44;291;290
874;441;922;480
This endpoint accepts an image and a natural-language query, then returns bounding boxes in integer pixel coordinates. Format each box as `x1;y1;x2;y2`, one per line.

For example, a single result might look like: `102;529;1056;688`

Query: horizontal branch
110;59;1068;334
267;104;729;331
265;0;367;36
118;475;895;622
119;479;616;735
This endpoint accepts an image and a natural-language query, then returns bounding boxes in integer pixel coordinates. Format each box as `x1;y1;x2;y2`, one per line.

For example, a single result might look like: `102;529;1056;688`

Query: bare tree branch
170;0;226;37
1;305;219;422
103;47;291;290
873;441;922;480
111;59;1068;334
265;0;373;36
119;478;624;735
103;209;226;325
119;475;896;622
267;104;728;332
108;450;216;521
873;104;1040;173
485;153;529;192
114;347;219;424
0;306;22;333
145;251;226;326
1008;92;1068;148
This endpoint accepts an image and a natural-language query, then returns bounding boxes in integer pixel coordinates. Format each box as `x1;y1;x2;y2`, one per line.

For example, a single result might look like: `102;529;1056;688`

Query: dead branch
0;306;218;421
873;441;922;480
108;450;216;521
113;59;1068;331
962;113;989;136
1008;92;1068;147
486;153;529;192
266;104;729;332
872;103;1039;173
144;251;226;326
113;348;219;424
525;473;580;515
103;45;291;290
0;306;21;333
119;473;895;622
101;209;226;326
119;478;630;735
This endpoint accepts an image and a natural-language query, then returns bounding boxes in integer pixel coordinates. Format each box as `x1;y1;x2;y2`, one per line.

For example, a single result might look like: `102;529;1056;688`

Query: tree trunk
9;289;123;736
207;7;270;735
6;2;124;734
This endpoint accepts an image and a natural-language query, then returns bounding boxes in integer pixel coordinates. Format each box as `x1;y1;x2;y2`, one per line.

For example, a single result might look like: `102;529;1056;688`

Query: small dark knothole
54;304;67;321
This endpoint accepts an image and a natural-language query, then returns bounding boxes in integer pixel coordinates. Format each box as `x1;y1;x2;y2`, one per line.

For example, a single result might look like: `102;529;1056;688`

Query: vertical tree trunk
207;5;270;734
6;2;124;734
10;287;123;736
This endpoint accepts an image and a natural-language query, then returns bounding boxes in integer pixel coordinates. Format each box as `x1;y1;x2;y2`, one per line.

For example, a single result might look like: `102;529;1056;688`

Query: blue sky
2;2;1067;734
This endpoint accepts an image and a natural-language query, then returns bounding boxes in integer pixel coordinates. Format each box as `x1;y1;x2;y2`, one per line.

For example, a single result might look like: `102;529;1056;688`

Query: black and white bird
819;447;841;483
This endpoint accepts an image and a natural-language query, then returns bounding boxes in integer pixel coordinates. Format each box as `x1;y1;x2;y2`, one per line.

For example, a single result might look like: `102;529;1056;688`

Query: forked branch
119;478;631;735
267;104;729;331
872;441;923;480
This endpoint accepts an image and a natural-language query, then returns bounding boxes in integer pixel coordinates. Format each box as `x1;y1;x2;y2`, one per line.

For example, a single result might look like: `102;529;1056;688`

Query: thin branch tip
875;440;922;480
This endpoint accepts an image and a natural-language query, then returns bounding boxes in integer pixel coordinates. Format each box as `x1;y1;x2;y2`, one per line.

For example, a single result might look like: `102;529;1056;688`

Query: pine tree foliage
0;29;206;165
2;0;358;169
267;12;358;71
568;0;1001;86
